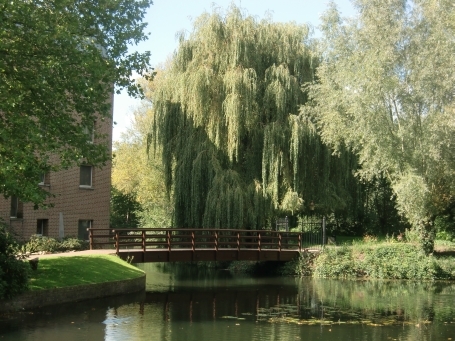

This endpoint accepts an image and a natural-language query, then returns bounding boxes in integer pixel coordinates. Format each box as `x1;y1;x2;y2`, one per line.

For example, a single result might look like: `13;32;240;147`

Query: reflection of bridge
88;228;324;263
142;289;302;322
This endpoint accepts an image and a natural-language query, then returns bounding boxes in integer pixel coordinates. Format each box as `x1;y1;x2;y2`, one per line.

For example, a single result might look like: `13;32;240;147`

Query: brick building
0;111;112;242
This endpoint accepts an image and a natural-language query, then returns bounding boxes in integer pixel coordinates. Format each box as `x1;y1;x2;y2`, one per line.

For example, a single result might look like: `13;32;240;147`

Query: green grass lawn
28;255;144;291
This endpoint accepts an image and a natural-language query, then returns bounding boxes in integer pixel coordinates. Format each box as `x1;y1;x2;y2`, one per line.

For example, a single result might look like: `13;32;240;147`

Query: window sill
79;185;94;190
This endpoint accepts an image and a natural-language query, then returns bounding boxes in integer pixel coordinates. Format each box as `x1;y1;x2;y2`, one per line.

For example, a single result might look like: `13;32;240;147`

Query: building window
80;165;93;187
10;196;23;219
36;219;49;236
39;173;50;186
78;220;92;240
83;121;95;143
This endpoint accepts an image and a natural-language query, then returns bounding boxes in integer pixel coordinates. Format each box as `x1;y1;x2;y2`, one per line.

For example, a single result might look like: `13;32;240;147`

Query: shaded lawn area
28;255;144;291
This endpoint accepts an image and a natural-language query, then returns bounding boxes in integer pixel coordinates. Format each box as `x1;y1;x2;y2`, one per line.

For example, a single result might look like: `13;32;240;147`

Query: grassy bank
292;241;455;280
29;255;144;291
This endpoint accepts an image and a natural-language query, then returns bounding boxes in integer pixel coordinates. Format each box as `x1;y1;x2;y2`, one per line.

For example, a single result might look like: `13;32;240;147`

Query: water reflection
1;263;455;341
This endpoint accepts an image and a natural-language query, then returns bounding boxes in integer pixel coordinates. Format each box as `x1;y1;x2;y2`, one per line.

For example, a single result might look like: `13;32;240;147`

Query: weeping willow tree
150;6;361;229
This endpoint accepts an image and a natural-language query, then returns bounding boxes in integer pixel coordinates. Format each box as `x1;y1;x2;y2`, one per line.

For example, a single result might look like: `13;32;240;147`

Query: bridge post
115;230;119;255
214;231;218;251
142;230;146;253
298;233;301;252
278;233;282;252
167;230;171;251
258;232;261;251
192;231;195;252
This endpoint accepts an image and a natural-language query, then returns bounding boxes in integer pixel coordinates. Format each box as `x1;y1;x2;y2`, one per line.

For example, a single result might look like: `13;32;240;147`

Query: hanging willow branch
150;5;361;229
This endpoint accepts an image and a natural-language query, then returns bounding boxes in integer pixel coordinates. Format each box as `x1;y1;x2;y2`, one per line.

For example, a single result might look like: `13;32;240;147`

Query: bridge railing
87;228;325;253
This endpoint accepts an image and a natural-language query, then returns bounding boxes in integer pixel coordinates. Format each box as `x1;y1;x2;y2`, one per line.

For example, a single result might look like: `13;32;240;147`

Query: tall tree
308;0;455;252
112;97;173;227
150;6;361;229
0;0;152;205
110;186;141;228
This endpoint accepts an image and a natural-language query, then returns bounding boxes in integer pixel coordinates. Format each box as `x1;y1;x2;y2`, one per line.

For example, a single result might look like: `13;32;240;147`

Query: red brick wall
0;101;113;241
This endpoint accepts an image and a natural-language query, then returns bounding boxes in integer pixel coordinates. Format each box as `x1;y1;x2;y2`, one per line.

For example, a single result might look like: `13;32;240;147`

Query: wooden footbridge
88;227;325;263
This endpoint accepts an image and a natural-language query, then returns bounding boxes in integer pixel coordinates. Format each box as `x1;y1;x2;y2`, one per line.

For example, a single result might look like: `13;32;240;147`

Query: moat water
1;263;455;340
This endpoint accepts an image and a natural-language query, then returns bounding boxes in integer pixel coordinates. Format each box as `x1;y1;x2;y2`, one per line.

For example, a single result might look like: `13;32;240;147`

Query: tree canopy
150;6;362;229
0;0;152;205
308;0;455;250
112;88;173;227
110;186;142;228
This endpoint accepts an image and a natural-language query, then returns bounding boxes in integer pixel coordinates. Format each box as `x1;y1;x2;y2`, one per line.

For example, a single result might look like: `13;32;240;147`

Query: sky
112;0;355;142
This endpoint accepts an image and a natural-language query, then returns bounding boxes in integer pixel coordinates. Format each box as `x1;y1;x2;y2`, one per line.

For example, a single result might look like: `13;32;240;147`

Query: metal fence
298;217;326;251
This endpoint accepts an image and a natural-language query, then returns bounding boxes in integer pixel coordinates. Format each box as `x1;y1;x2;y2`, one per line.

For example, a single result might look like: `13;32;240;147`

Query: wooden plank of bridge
90;228;306;263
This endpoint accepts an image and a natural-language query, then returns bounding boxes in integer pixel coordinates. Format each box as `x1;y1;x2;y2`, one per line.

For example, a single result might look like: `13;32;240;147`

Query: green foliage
360;244;435;280
313;246;359;278
58;237;89;252
0;222;29;299
435;215;455;241
110;186;142;228
282;252;317;276
150;5;362;229
307;279;454;323
23;235;89;254
434;256;455;280
112;103;173;227
25;236;61;253
0;0;152;206
312;243;439;280
308;0;455;250
436;230;454;242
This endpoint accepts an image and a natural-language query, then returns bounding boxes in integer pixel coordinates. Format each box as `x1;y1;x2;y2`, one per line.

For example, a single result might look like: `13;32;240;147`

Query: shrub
313;246;360;278
434;215;455;241
23;235;90;254
360;244;436;280
0;222;29;299
59;237;89;251
25;235;61;253
284;252;317;276
312;243;439;280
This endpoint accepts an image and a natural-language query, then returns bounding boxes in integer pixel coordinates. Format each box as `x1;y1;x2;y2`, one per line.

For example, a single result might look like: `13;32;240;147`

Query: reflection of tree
303;279;455;324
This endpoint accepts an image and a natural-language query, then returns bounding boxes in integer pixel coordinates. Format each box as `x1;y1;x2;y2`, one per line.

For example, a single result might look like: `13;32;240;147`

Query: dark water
1;262;455;340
